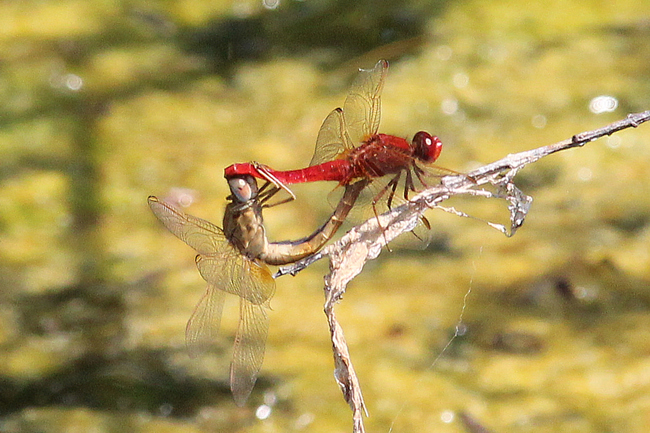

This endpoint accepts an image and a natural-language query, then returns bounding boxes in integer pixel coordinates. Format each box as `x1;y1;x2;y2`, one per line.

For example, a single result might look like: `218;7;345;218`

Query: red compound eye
412;131;442;163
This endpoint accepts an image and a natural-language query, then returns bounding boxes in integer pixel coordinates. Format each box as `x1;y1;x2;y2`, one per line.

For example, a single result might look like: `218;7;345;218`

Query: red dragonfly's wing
342;59;388;145
309;107;354;167
148;196;274;405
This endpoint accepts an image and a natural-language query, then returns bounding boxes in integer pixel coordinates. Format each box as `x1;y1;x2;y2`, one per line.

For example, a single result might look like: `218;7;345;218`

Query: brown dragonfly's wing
309;108;354;167
230;282;270;406
230;257;274;406
196;252;274;406
185;283;226;357
148;195;233;354
148;196;230;256
149;195;274;405
195;254;275;306
342;59;388;145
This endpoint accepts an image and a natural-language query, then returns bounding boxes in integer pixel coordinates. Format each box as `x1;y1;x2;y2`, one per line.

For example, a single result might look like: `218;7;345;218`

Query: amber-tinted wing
309;107;354;166
195;254;275;305
342;60;387;146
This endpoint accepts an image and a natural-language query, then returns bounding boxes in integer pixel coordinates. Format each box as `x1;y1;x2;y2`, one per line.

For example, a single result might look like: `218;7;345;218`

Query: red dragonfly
225;59;445;217
148;175;367;405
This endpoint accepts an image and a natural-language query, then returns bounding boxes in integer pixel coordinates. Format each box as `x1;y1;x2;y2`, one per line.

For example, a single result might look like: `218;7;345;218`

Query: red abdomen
268;159;352;184
224;160;353;184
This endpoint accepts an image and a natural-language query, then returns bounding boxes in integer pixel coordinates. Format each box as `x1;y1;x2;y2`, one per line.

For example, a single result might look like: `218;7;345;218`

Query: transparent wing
150;194;274;405
416;161;466;180
148;196;229;256
187;259;273;407
185;283;226;357
148;195;233;354
229;258;274;405
309;108;354;166
342;60;388;145
230;294;270;406
194;253;274;406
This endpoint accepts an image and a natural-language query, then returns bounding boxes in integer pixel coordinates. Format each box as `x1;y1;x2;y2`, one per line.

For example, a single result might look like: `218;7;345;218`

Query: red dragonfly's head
412;131;442;163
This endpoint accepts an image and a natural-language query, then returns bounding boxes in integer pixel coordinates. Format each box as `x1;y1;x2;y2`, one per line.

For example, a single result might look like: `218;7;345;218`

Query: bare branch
276;110;650;432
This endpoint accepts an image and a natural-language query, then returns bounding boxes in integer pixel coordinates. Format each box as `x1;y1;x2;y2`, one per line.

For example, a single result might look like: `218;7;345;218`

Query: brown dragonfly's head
412;131;442;164
228;175;259;204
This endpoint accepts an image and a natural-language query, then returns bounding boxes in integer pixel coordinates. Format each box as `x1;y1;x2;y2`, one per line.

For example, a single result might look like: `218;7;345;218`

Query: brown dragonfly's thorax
223;200;268;259
348;134;413;179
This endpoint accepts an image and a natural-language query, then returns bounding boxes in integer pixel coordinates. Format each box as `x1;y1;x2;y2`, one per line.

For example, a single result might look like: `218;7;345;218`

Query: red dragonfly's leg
404;167;432;236
253;163;297;208
386;170;431;240
420;215;432;230
402;168;417;202
370;201;391;251
412;164;430;191
372;171;400;211
385;173;401;210
404;164;431;201
370;172;403;250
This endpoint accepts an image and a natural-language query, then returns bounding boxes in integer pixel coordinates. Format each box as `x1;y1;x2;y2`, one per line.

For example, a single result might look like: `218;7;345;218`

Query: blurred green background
1;0;650;432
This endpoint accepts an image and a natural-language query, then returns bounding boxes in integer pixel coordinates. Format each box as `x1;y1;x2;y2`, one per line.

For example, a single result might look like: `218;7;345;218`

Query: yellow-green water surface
1;0;650;432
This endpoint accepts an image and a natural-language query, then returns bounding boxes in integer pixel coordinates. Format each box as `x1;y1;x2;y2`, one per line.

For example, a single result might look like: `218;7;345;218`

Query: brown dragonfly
148;175;367;405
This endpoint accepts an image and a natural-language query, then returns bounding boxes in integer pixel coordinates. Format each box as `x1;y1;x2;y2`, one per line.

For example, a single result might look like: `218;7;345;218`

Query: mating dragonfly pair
149;60;452;405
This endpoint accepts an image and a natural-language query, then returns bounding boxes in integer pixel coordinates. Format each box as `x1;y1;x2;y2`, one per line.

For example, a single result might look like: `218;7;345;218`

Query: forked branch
277;110;650;433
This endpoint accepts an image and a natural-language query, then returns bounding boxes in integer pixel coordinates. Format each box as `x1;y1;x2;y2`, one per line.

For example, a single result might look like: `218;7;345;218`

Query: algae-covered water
1;1;650;432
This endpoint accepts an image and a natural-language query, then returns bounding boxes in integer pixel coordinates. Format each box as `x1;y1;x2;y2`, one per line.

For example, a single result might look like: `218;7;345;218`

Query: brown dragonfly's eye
228;175;258;202
412;131;442;163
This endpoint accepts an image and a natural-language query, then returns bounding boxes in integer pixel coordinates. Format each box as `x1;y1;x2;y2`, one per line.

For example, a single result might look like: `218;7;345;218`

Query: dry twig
276;111;650;433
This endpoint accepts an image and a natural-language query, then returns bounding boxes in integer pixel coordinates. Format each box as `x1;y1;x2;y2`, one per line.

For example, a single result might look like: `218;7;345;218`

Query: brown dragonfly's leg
253;163;296;208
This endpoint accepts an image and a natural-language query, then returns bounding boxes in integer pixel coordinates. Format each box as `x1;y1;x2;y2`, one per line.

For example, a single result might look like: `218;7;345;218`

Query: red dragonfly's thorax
347;133;413;179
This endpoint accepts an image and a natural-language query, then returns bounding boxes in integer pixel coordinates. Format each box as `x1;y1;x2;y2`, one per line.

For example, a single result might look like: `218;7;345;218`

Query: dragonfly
148;175;367;406
224;59;448;223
